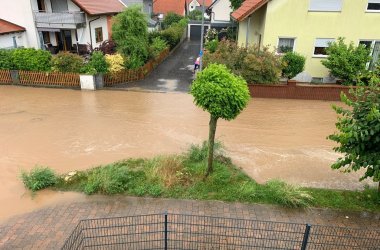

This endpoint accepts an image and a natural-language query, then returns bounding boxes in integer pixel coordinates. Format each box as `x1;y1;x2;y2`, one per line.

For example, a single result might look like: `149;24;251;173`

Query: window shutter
309;0;343;11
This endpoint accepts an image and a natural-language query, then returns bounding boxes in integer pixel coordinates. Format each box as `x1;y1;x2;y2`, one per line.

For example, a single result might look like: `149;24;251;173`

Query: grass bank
22;142;380;211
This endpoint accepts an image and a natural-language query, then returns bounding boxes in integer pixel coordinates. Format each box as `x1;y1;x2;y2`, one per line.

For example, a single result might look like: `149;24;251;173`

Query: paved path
110;40;199;93
0;196;379;249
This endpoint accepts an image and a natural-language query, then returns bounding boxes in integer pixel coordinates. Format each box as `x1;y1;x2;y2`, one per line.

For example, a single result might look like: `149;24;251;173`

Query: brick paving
0;196;379;249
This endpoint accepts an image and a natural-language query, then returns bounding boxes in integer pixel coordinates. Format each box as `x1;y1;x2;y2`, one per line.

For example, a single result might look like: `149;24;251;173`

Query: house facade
208;0;232;23
0;0;125;52
0;19;27;49
232;0;380;83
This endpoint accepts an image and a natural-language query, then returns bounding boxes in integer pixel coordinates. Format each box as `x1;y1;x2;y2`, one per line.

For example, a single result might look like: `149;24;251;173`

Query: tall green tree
230;0;244;10
112;6;148;68
191;64;250;176
328;81;380;193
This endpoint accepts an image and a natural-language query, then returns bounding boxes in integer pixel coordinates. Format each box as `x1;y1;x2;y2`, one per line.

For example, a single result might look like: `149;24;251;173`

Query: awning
37;28;61;32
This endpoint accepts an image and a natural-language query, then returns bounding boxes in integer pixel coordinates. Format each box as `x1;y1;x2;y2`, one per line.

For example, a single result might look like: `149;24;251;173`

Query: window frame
312;38;335;58
276;37;296;54
95;27;103;43
366;0;380;12
308;0;343;12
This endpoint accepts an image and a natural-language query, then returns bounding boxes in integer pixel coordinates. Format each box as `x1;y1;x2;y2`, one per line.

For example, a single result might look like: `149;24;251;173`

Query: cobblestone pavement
0;196;379;249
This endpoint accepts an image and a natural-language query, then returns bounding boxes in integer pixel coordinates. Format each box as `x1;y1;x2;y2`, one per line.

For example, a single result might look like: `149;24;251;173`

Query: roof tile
231;0;268;21
0;19;25;35
72;0;126;15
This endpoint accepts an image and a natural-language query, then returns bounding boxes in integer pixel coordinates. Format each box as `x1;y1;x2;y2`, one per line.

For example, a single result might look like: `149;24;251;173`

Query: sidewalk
0;196;379;249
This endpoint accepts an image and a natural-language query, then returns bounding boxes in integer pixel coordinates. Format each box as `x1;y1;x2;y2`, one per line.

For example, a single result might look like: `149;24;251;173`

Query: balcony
34;11;86;29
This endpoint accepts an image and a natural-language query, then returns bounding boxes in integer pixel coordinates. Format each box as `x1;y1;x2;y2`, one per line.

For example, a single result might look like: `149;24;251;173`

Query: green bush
188;10;203;20
321;37;371;85
204;40;282;84
21;166;57;191
0;49;13;70
187;141;222;162
88;51;109;74
112;6;149;69
11;48;51;71
162;12;183;29
148;30;161;44
149;37;168;59
282;52;306;79
160;24;183;49
52;52;84;73
205;39;218;53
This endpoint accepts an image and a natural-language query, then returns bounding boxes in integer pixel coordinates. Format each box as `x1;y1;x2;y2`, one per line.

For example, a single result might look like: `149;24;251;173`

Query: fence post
164;211;168;250
301;224;311;250
10;70;20;85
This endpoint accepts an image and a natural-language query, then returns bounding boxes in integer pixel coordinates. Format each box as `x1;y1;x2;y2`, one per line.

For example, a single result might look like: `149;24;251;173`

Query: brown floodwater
0;85;371;221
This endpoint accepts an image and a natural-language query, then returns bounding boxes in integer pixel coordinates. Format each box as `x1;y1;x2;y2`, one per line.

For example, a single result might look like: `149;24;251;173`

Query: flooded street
0;86;370;220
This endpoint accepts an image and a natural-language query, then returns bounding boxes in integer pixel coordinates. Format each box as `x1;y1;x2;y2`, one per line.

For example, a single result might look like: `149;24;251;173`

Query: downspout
89;16;100;50
245;15;251;48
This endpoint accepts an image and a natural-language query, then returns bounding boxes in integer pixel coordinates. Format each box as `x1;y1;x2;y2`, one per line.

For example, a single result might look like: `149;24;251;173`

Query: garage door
189;25;208;41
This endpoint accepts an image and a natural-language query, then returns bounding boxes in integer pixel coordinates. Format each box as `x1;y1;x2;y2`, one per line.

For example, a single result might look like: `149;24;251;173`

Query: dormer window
309;0;343;12
367;0;380;11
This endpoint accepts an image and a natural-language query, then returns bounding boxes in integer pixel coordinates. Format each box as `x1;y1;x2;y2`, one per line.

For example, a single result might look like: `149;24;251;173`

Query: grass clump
22;142;380;211
21;166;57;191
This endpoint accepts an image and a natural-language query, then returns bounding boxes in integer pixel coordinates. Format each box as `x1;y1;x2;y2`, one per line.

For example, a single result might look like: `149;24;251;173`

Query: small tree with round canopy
190;63;250;176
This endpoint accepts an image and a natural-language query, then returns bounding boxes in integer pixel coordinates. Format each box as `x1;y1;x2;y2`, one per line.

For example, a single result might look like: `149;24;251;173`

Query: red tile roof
153;0;187;15
0;19;25;35
231;0;268;21
72;0;126;15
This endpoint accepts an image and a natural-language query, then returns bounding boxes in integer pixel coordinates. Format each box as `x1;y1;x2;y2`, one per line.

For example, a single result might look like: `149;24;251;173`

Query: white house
207;0;232;23
0;0;126;52
0;19;27;49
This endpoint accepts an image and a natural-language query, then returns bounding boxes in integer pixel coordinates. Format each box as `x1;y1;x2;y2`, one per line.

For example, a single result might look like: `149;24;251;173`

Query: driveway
111;40;200;92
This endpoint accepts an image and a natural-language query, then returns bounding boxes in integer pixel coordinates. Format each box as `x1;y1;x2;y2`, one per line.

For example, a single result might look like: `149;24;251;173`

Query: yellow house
232;0;380;83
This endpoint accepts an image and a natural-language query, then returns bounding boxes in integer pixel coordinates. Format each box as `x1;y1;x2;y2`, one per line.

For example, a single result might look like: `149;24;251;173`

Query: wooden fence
0;70;12;84
104;48;170;86
18;71;80;88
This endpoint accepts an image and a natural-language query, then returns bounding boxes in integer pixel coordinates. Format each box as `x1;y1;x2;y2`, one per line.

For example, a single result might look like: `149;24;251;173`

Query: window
277;38;295;53
42;31;50;44
359;40;373;50
359;40;380;70
313;38;335;56
95;27;103;43
367;0;380;11
309;0;343;11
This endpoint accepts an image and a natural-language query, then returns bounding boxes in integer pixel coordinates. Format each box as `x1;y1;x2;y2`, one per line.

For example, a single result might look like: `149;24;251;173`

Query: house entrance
55;30;73;51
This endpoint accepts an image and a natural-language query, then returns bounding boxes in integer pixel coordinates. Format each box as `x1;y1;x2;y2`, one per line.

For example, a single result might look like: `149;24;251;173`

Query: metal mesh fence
62;213;380;250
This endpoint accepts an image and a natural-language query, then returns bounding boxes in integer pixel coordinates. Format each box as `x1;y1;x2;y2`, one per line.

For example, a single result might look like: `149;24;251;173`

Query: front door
55;30;72;51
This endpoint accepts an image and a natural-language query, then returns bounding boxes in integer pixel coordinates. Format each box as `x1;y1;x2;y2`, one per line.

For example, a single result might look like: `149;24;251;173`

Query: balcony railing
34;11;86;27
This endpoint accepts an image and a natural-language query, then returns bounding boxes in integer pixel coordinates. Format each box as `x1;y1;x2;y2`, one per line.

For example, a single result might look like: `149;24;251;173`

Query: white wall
189;0;200;12
76;15;109;48
211;0;232;22
0;33;26;49
0;0;39;48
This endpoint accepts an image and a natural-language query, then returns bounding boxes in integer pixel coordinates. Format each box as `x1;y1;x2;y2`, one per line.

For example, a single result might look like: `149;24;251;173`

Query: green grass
21;166;58;191
23;143;380;211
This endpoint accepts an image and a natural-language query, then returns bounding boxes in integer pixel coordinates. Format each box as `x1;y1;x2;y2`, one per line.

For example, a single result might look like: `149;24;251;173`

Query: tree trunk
206;115;218;177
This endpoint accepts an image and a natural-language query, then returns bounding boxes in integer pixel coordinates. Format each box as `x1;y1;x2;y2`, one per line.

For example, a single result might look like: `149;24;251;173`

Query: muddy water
0;86;371;220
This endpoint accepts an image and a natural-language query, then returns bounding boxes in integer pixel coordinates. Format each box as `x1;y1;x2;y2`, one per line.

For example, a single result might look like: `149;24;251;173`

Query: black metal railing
62;213;380;249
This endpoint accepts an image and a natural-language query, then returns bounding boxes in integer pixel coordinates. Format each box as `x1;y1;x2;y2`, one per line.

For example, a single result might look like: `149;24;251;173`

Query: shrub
87;51;109;74
105;53;124;73
205;39;218;53
148;30;161;44
321;37;371;85
149;37;168;59
160;24;183;49
162;12;183;29
204;40;282;84
188;9;203;20
112;6;149;68
52;52;84;73
187;141;223;162
94;40;117;55
11;48;51;71
205;28;218;42
281;52;306;79
0;49;13;70
21;166;57;191
264;180;314;208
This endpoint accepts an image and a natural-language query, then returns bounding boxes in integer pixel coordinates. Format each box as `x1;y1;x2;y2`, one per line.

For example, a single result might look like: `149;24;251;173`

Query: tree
162;12;183;29
112;6;148;68
187;10;203;20
321;37;371;85
328;81;380;193
230;0;244;10
282;52;306;79
190;64;250;176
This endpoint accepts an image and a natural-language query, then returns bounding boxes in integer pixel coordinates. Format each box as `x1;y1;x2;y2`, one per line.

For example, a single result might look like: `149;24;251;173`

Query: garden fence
0;70;12;84
18;70;80;88
104;48;170;86
62;213;380;250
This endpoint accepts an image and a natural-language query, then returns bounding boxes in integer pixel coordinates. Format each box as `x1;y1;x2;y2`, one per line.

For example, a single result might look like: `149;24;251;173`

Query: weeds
21;166;57;191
